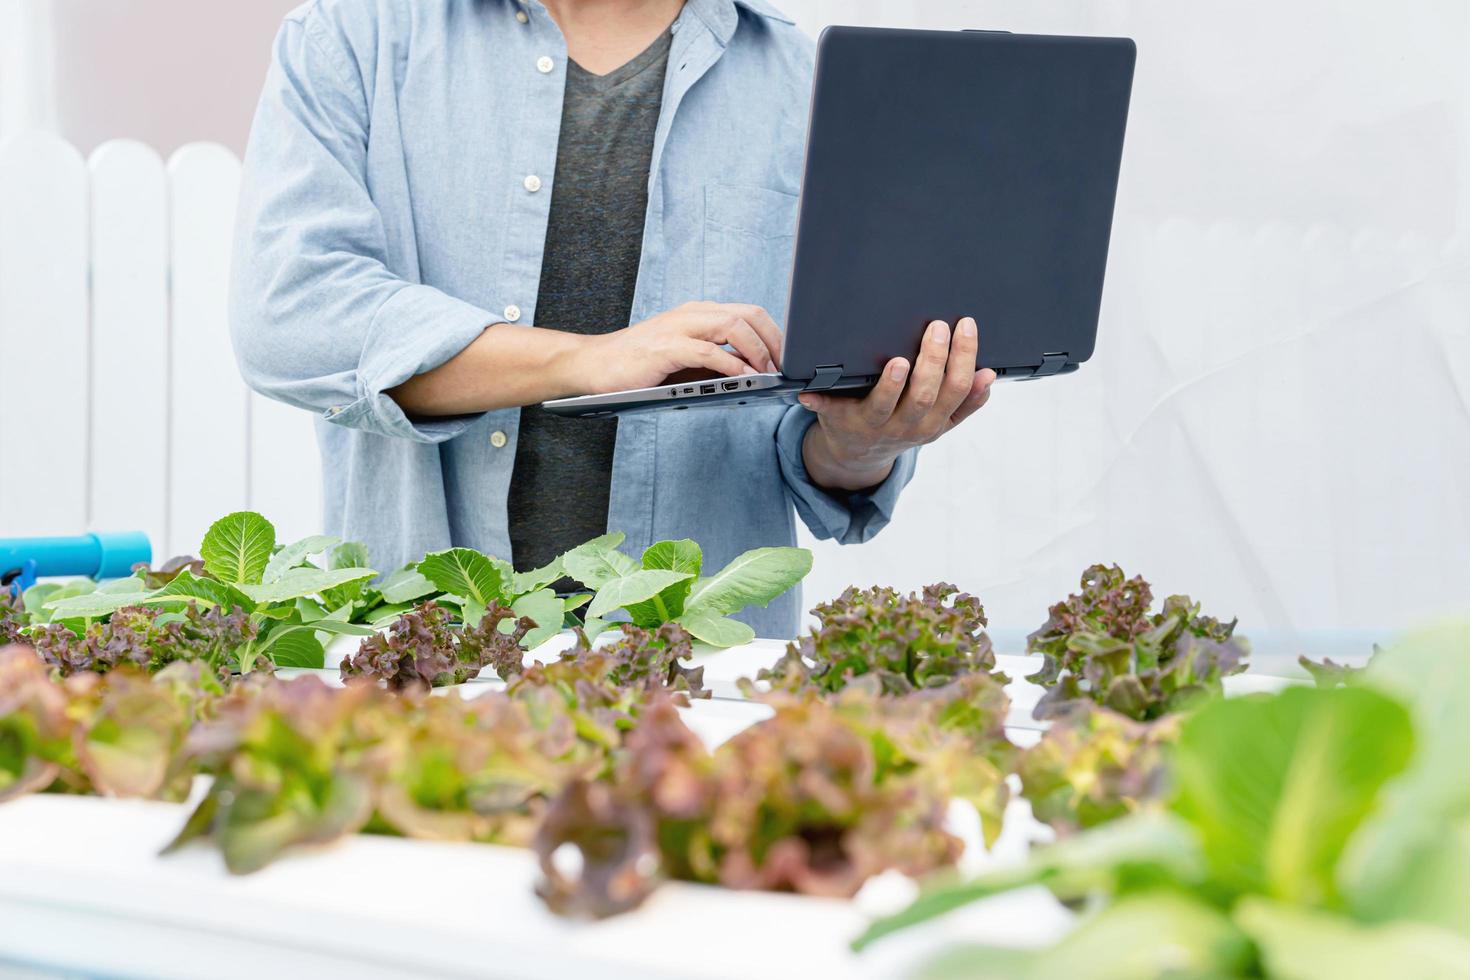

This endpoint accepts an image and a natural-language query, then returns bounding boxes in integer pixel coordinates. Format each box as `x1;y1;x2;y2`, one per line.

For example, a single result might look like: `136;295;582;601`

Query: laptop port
700;383;717;394
722;381;740;392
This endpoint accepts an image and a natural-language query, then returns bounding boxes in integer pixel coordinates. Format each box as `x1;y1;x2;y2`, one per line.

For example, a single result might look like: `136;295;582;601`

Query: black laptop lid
782;28;1136;382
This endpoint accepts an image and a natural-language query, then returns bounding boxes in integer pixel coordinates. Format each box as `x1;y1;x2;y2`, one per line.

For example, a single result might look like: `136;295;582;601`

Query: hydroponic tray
311;634;1293;731
0;695;1067;980
0;641;1292;979
679;643;1292;728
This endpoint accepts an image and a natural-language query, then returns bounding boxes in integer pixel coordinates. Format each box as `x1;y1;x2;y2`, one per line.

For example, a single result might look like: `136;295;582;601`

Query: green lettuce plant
535;693;963;918
545;623;707;693
535;667;1015;918
28;604;256;680
505;624;709;752
759;583;1002;695
399;534;811;650
564;534;812;647
855;623;1470;979
371;689;606;847
165;677;388;873
19;574;147;628
170;676;606;872
37;512;377;672
0;645;220;803
10;555;207;638
169;624;713;873
1298;650;1376;688
1016;704;1180;837
132;556;207;590
0;588;29;643
411;546;567;650
16;516;811;674
339;562;438;627
818;673;1018;848
0;644;73;802
339;600;535;691
1027;564;1249;721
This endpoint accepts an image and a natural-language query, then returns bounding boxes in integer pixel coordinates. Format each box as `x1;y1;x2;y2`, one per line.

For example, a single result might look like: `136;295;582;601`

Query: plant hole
552;842;585;879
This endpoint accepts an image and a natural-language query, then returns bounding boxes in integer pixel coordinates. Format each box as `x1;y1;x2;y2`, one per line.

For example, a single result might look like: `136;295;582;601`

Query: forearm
801;423;896;494
388;323;592;416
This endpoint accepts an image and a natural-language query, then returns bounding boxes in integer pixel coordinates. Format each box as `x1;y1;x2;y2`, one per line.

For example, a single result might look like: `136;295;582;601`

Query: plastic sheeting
789;0;1470;668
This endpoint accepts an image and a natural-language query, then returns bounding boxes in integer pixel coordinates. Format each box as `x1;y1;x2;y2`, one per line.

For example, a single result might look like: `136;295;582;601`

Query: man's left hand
798;317;996;493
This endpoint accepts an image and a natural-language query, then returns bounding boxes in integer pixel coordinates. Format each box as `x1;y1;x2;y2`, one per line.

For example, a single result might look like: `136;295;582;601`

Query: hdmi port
700;383;717;394
722;381;740;392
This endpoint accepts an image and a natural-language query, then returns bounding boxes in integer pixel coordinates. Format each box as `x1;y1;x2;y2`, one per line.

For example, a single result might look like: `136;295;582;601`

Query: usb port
722;381;740;392
700;383;717;394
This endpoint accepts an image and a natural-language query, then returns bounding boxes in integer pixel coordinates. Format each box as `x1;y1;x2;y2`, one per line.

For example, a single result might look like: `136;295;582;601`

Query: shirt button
503;304;522;323
523;174;542;193
536;55;555;74
490;431;509;449
516;10;529;24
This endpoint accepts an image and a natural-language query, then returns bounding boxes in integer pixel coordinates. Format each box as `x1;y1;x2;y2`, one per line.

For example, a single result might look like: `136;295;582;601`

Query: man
231;0;996;638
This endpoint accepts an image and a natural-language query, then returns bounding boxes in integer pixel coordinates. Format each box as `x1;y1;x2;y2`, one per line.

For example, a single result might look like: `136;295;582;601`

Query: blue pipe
0;531;152;583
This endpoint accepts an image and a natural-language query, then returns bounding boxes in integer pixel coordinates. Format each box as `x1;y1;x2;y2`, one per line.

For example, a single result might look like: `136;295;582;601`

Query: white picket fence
0;132;320;560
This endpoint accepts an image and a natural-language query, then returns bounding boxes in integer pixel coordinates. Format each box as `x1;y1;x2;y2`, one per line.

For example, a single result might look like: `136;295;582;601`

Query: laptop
542;26;1137;419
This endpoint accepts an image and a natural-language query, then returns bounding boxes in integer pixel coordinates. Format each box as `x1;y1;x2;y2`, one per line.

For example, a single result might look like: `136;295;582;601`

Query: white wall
1;0;296;154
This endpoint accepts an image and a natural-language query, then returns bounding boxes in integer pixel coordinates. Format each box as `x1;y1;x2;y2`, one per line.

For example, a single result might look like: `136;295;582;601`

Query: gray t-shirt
508;31;673;579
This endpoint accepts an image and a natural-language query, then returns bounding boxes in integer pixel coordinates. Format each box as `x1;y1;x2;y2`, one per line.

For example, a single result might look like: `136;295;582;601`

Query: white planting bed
0;640;1290;979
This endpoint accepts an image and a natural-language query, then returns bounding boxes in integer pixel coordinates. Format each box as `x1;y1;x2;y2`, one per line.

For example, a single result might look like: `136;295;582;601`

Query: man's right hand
571;301;784;395
390;301;785;418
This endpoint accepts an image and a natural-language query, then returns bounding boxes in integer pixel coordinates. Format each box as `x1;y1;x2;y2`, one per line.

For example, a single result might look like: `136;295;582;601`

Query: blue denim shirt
230;0;917;638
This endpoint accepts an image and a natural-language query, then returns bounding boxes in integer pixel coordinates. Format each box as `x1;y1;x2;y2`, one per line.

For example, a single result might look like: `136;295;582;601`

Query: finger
950;383;992;427
689;311;766;372
861;358;909;427
934;317;979;419
949;369;997;427
691;341;757;378
727;305;784;371
721;319;774;376
894;320;951;425
799;390;864;421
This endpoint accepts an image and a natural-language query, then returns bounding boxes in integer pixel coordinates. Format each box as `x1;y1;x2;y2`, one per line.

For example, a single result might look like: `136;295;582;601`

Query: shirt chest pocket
702;183;800;328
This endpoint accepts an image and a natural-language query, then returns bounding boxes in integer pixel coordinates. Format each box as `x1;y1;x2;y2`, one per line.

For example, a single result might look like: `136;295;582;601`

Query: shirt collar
665;0;798;47
732;0;796;25
510;0;795;49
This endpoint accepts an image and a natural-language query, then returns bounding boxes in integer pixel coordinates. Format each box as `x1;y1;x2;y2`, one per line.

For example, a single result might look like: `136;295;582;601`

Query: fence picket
0;133;89;538
88;140;169;557
167;143;246;558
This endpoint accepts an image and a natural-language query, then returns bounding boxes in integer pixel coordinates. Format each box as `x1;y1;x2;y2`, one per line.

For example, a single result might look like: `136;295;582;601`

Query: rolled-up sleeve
229;13;491;444
775;405;917;544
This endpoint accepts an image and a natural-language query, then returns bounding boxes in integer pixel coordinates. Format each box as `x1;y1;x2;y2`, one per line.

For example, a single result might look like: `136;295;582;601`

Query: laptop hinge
1034;353;1069;378
806;365;844;391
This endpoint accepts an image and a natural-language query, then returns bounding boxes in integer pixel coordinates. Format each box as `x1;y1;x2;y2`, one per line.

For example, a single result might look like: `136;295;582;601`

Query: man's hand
389;301;784;417
798;317;996;493
573;301;784;395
